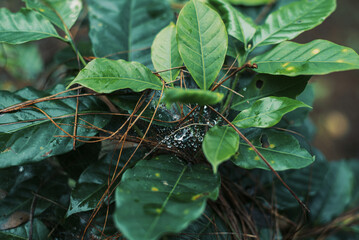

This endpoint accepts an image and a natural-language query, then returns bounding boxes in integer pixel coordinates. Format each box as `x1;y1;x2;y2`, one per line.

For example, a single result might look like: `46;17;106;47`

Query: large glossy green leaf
162;88;224;106
310;161;354;224
251;0;336;49
0;219;49;240
231;74;309;111
208;0;256;48
252;40;359;76
232;129;314;171
151;23;183;83
0;8;63;44
203;126;239;173
232;96;310;128
68;58;163;93
177;0;228;89
87;0;172;67
114;155;220;240
24;0;82;30
0;85;110;168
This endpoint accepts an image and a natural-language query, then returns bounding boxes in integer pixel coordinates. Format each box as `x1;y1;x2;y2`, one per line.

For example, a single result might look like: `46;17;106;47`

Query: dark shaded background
1;0;358;160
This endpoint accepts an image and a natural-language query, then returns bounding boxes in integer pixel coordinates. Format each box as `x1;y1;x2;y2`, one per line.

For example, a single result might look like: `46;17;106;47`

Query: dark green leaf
177;0;228;89
87;0;172;67
114;155;220;240
203;126;239;173
24;0;82;30
0;8;63;44
251;0;336;49
162;88;224;106
232;129;314;171
209;0;256;48
151;22;183;83
310;161;354;224
68;58;163;93
231;74;309;111
252;40;359;76
0;85;110;168
0;219;49;240
232;96;310;128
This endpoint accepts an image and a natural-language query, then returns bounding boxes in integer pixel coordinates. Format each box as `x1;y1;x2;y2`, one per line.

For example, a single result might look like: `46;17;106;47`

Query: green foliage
114;155;220;240
177;0;228;89
0;0;358;239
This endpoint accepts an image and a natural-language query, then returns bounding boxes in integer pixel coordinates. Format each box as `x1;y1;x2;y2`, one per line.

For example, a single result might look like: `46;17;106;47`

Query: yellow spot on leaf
312;49;320;54
254;156;260;161
151;187;159;192
155;208;162;214
248;147;254;151
269;144;275;149
336;59;344;63
155;157;160;160
191;194;202;201
184;209;189;215
282;62;290;67
98;23;103;27
39;8;45;12
286;66;295;71
342;49;349;53
40;146;44;150
271;161;275;164
155;173;160;177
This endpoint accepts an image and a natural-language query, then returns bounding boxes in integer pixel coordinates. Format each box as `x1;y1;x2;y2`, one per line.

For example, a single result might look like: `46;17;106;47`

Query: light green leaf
252;40;359;76
208;0;256;47
151;22;183;82
251;0;336;49
68;58;163;93
0;85;110;168
0;8;63;44
232;129;314;171
24;0;82;30
232;96;310;128
227;0;272;6
114;155;220;240
231;74;309;111
177;0;228;89
162;88;224;106
87;0;172;67
203;126;239;173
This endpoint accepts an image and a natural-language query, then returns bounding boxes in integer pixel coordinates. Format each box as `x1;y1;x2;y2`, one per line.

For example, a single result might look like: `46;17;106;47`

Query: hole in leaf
256;80;264;89
260;134;270;148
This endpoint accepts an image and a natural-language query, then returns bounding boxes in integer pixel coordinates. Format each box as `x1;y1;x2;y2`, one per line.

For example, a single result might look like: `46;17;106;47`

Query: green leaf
24;0;82;30
203;126;239;173
151;23;183;83
0;85;110;168
162;88;224;106
310;161;354;224
87;0;172;67
0;219;49;240
208;0;256;47
232;96;310;128
232;129;314;171
231;74;309;111
177;0;228;89
0;8;63;44
227;0;272;6
68;58;163;93
251;0;336;49
114;155;220;240
252;40;359;76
